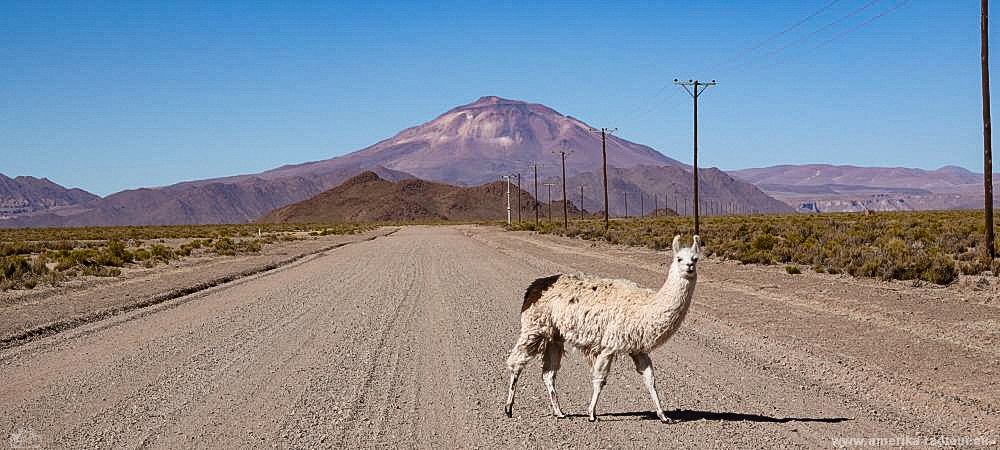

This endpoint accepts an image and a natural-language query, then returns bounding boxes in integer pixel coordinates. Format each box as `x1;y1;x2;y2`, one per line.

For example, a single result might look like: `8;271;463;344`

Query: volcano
3;96;788;227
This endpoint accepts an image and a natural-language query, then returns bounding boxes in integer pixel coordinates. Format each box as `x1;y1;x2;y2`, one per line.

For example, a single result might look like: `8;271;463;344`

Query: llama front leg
631;353;674;423
587;352;614;422
541;341;566;418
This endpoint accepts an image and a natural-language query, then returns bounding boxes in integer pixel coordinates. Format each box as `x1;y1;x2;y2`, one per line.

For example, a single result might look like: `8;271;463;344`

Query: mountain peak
468;95;525;107
341;170;386;187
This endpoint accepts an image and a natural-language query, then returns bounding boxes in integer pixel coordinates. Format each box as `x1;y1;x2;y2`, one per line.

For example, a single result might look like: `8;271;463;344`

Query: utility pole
654;193;658;217
639;192;644;217
516;173;522;224
533;163;540;225
984;0;997;259
623;191;628;218
675;79;717;235
580;185;585;219
500;175;513;224
544;183;556;222
590;128;617;231
554;148;571;231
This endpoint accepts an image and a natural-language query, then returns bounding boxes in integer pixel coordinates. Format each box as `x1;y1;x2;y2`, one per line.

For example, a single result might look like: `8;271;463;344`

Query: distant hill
0;174;99;219
259;171;579;223
730;164;994;212
730;164;982;191
1;166;413;227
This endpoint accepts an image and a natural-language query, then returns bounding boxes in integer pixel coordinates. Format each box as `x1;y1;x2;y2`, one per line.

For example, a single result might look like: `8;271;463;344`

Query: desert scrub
0;223;370;243
0;223;372;290
507;210;993;285
210;237;264;256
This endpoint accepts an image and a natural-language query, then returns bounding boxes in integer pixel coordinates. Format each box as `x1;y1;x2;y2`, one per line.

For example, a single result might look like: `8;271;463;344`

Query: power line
812;0;911;51
713;0;845;70
750;0;884;66
625;0;848;120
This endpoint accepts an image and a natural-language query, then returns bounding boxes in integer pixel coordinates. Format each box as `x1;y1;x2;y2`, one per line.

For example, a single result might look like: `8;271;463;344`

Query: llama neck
640;268;696;348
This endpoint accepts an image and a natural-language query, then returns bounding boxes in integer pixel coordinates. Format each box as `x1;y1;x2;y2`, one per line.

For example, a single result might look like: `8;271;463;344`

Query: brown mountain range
0;174;98;219
3;96;782;227
259;171;579;223
730;164;994;212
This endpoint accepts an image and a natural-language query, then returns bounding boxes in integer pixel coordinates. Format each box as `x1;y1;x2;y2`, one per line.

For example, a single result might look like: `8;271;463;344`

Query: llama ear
672;235;681;253
692;235;701;254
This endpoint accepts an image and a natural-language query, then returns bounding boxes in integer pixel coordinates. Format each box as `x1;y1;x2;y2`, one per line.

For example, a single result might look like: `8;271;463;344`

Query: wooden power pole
533;163;540;225
555;149;570;231
590;127;617;231
984;0;997;259
579;185;585;220
516;173;522;224
543;183;556;222
675;79;717;236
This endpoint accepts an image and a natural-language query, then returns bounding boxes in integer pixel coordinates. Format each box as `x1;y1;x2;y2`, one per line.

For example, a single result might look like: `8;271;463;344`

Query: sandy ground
0;225;996;448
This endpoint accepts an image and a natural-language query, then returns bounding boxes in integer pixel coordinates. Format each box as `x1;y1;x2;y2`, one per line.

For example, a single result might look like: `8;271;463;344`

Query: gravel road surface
1;226;996;448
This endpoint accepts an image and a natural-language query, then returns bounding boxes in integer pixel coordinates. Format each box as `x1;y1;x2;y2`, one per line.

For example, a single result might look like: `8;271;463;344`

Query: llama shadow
569;410;851;424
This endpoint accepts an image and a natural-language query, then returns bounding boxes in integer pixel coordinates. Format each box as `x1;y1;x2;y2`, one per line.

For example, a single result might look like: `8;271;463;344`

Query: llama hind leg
504;367;521;418
541;340;566;418
632;353;673;423
505;331;545;417
587;352;614;422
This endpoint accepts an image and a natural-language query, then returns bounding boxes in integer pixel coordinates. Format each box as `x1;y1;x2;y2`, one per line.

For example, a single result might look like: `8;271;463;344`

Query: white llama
504;235;701;422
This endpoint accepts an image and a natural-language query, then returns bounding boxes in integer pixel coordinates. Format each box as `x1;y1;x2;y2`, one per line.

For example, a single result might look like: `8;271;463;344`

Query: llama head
671;235;701;279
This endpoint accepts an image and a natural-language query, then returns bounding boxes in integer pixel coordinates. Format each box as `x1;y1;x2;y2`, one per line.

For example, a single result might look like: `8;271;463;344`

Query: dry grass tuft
509;211;999;285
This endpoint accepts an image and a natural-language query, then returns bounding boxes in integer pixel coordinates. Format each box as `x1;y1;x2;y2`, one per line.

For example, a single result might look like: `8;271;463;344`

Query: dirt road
1;226;996;448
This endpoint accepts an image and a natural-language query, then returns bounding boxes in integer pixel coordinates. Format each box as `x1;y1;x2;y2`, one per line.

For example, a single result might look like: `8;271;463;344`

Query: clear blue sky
0;0;993;196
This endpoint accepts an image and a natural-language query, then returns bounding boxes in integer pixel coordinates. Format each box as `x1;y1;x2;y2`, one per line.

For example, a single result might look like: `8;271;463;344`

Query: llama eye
676;258;682;262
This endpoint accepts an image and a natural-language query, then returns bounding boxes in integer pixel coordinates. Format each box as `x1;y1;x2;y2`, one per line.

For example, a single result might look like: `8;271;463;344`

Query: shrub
785;265;801;275
507;211;991;285
922;254;957;285
96;239;133;267
1;254;52;290
213;237;237;256
149;244;174;261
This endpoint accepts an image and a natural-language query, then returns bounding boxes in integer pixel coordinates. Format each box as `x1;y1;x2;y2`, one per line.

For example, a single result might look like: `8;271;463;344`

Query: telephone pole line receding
674;79;717;236
983;0;997;259
590;127;617;231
